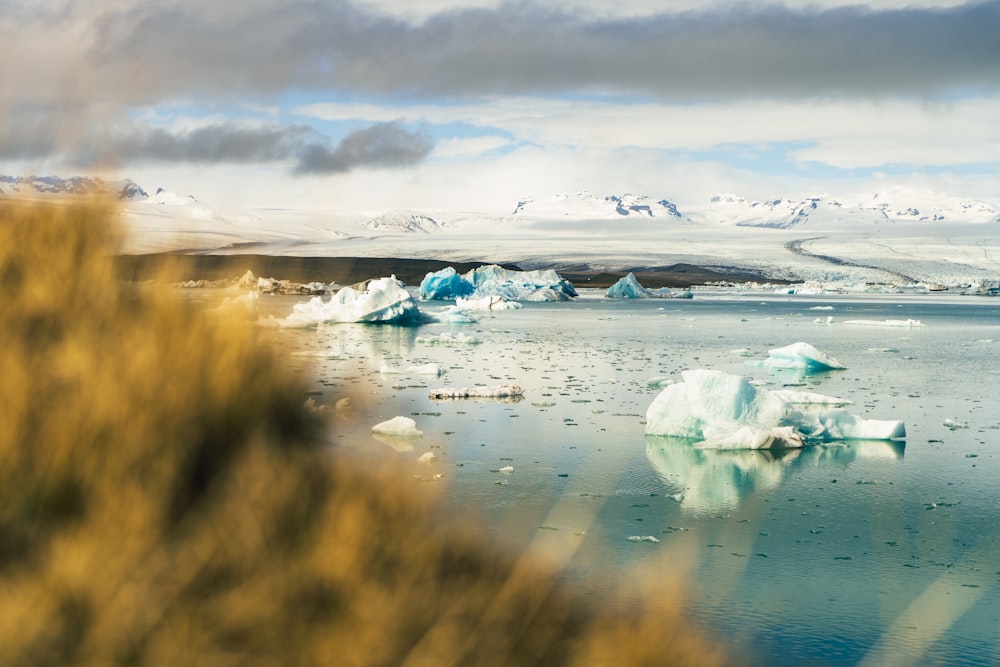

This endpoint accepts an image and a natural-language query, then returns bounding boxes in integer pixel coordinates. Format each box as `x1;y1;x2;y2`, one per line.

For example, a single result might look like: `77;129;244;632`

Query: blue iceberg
419;267;475;300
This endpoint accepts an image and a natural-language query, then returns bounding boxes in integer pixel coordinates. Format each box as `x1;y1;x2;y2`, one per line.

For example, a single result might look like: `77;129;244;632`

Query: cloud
292;121;434;174
4;0;997;112
0;115;434;174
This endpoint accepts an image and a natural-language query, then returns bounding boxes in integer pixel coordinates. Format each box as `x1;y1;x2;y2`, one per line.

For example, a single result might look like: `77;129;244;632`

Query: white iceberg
758;342;847;371
280;276;422;326
455;295;523;311
605;273;690;299
372;416;423;438
644;369;904;448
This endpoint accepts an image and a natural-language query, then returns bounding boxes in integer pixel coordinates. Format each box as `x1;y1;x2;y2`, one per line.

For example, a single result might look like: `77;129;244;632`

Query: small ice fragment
646;376;675;388
417;451;436;464
944;418;969;429
761;342;846;371
813;316;833;325
626;535;660;543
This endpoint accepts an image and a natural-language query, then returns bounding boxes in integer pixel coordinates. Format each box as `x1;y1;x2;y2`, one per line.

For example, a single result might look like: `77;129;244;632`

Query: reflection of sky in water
262;291;1000;667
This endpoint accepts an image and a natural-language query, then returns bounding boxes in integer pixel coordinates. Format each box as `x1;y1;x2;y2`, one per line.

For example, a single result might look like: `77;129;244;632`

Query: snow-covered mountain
142;187;261;224
512;191;683;219
703;188;1000;228
0;175;148;200
364;211;449;234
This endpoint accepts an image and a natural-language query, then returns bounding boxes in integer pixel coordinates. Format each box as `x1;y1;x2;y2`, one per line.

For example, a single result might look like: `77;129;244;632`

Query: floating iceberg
419;267;475;300
644;369;904;449
280;276;422;326
757;342;847;371
372;416;423;438
428;385;524;400
420;264;577;302
606;273;691;299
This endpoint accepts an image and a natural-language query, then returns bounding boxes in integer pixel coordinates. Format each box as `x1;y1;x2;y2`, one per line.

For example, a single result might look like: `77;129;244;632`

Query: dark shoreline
115;253;788;289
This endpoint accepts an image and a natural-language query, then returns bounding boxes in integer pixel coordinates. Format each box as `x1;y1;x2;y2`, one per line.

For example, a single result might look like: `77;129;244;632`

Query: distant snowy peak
364;211;449;234
708;194;830;229
0;175;148;200
142;187;260;224
707;190;1000;227
513;191;683;220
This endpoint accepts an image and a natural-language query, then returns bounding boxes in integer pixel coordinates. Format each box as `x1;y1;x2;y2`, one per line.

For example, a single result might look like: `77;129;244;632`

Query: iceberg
644;369;904;448
279;276;423;326
606;273;691;299
758;342;847;371
419;267;475;300
372;416;423;438
418;264;576;301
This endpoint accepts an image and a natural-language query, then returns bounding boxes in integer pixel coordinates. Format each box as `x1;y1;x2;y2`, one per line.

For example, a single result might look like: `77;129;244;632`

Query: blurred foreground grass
0;199;733;666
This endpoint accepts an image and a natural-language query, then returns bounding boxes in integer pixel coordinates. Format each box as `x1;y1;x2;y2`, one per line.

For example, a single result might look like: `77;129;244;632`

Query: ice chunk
843;319;924;327
463;265;577;301
380;364;445;377
372;416;423;438
419;266;475;300
760;342;846;371
280;276;422;326
456;295;523;311
428;306;478;323
428;385;524;399
645;369;904;448
771;389;852;406
606;273;690;299
417;451;436;464
626;535;660;543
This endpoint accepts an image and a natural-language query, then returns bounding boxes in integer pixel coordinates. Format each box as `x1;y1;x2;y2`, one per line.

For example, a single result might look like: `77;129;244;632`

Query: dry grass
0;199;735;666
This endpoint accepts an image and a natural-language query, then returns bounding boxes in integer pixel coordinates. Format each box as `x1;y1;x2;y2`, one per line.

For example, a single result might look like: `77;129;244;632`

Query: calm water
264;290;1000;667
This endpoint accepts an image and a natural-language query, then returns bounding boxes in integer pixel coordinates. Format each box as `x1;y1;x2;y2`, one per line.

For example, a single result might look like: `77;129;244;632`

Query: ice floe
372;416;423;438
843;318;924;327
644;369;905;449
415;332;482;345
428;385;524;400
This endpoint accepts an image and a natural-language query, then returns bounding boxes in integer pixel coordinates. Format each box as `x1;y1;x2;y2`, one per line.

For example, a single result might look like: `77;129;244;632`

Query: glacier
279;276;423;326
644;369;905;449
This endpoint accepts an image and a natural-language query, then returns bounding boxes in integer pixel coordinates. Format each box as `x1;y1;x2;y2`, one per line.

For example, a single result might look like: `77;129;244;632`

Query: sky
2;0;999;212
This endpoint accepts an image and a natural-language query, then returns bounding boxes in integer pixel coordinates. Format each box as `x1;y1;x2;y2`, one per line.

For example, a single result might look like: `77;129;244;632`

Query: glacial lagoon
263;289;1000;666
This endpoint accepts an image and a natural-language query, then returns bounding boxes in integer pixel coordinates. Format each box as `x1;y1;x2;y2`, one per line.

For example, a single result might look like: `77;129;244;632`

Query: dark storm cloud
0;116;434;174
74;0;1000;102
293;121;434;174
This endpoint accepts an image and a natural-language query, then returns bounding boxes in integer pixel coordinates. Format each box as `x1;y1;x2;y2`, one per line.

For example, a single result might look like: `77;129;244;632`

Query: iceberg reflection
645;435;905;515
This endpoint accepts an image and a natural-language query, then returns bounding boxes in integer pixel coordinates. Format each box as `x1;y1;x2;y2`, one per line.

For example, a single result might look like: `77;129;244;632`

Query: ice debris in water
380;364;446;377
428;385;524;399
372;416;423;438
644;369;905;449
455;295;523;311
415;332;482;345
417;451;436;464
753;342;847;371
843;319;924;327
944;418;969;429
605;272;691;299
626;535;660;543
279;276;422;326
419;264;577;302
